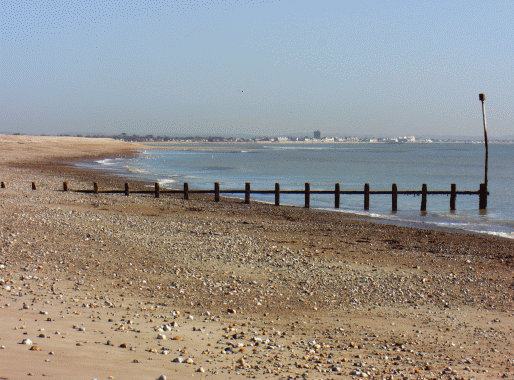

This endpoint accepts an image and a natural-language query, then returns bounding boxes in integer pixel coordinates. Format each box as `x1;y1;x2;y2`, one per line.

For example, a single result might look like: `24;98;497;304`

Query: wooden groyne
2;180;489;211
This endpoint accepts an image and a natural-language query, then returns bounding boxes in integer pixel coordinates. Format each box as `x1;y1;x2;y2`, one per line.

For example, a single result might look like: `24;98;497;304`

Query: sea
79;142;514;239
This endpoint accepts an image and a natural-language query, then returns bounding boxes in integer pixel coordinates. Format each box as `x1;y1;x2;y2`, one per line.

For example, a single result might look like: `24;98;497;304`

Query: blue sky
2;0;513;137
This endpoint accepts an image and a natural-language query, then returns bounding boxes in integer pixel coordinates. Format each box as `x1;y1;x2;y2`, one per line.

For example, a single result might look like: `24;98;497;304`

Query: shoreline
1;135;514;379
77;144;514;241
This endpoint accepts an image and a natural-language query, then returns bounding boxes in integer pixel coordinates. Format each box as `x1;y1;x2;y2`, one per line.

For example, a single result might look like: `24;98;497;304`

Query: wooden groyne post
479;183;487;210
304;182;310;208
184;182;189;200
245;182;251;204
63;182;68;192
364;183;370;210
421;184;427;212
450;183;456;211
335;183;340;209
392;183;398;212
124;183;130;196
214;182;220;202
154;182;160;198
275;183;280;206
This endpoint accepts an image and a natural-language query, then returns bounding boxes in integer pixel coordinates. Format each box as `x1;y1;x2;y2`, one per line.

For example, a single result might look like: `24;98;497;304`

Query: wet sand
1;135;513;379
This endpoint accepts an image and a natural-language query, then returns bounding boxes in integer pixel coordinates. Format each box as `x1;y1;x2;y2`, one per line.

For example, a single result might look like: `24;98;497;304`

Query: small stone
157;376;166;380
29;346;41;351
22;338;33;345
196;367;205;373
173;357;184;363
157;333;166;340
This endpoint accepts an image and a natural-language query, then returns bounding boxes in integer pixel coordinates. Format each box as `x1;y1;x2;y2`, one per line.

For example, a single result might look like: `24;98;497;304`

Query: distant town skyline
2;0;513;138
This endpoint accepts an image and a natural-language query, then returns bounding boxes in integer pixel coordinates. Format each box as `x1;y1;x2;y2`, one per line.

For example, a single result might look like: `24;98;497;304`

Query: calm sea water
81;143;514;239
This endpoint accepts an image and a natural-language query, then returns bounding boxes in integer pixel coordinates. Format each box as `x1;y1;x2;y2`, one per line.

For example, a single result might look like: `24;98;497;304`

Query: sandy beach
1;135;513;379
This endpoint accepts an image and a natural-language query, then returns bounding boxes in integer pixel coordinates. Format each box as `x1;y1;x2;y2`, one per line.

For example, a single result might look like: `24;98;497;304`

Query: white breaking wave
95;159;117;166
123;166;151;175
157;178;177;188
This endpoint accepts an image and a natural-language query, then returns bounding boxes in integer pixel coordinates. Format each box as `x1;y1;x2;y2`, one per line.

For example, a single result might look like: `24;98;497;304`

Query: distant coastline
3;132;512;144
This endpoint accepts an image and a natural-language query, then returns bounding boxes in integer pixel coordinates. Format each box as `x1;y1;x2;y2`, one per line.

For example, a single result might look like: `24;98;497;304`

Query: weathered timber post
450;183;456;211
275;183;280;206
93;182;99;194
1;181;5;189
124;183;130;196
479;183;487;210
154;182;160;198
63;182;68;192
364;183;370;210
304;182;310;208
214;182;220;202
335;183;340;209
421;183;427;212
479;93;488;190
184;182;189;200
392;183;398;212
245;182;251;204
32;182;37;190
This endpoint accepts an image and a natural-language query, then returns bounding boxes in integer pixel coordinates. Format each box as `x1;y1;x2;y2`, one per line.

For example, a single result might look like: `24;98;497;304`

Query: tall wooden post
93;182;99;194
479;93;488;189
124;183;130;196
364;183;370;210
450;183;456;211
421;183;427;212
479;183;487;210
63;182;68;192
184;182;189;200
154;182;160;198
392;183;398;212
245;182;251;204
304;182;310;208
0;182;5;189
275;183;280;206
334;183;340;209
32;182;37;190
214;182;220;202
479;93;488;210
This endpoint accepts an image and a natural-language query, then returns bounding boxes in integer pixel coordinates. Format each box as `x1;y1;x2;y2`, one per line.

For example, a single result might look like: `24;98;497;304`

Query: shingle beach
1;135;513;379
